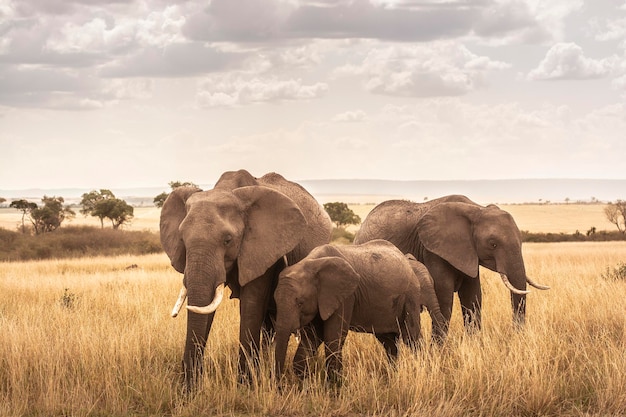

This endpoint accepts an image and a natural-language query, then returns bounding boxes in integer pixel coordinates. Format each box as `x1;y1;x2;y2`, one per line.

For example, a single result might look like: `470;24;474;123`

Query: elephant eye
490;242;498;249
223;234;233;246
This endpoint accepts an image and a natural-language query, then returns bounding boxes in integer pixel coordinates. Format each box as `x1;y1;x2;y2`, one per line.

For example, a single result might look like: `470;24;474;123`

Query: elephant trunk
426;298;446;345
274;325;291;381
183;310;214;391
499;273;530;295
419;275;447;344
187;283;224;314
499;260;529;327
181;254;224;391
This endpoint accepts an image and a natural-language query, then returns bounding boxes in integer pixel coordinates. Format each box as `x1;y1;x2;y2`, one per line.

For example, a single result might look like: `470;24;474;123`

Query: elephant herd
160;169;549;391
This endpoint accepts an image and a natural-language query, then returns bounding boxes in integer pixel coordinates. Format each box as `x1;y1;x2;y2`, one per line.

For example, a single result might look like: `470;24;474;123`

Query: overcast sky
1;0;625;190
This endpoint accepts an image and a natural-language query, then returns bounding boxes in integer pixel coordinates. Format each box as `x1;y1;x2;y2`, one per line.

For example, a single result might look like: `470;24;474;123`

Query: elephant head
160;184;307;387
273;255;359;379
416;202;549;324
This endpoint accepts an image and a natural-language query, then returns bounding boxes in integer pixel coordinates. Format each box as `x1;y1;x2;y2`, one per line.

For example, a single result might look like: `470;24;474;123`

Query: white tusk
187;283;225;315
171;286;187;318
500;273;530;295
526;276;550;290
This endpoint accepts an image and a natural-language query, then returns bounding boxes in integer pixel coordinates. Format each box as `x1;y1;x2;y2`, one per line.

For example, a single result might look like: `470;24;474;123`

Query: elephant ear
233;186;307;287
159;186;202;273
309;256;360;321
416;202;479;278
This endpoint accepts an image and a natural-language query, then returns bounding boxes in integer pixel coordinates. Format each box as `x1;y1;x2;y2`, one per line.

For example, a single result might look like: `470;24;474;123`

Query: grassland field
0;202;625;416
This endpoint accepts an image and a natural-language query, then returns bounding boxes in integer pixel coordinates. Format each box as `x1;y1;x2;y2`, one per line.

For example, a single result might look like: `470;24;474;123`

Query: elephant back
356;195;480;249
259;173;332;263
355;200;424;251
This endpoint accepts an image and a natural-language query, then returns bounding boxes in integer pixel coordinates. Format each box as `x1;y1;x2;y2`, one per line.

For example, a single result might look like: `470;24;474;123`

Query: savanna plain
0;204;625;416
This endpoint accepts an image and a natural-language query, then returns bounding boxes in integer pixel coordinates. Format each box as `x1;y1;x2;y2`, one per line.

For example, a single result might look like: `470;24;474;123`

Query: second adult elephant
160;169;332;390
354;195;549;340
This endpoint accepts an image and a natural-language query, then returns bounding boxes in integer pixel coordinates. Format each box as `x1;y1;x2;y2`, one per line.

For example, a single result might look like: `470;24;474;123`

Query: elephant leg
238;266;275;383
323;298;353;383
376;333;399;361
458;275;482;332
293;319;323;378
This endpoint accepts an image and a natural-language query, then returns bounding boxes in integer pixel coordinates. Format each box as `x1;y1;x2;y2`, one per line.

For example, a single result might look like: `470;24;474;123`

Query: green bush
331;227;355;245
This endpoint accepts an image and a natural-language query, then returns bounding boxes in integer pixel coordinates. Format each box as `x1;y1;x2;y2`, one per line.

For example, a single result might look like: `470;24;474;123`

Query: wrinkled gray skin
354;195;549;341
273;240;445;381
160;170;332;390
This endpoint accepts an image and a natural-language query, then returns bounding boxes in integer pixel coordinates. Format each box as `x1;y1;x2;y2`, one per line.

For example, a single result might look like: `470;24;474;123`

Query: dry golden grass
1;243;625;416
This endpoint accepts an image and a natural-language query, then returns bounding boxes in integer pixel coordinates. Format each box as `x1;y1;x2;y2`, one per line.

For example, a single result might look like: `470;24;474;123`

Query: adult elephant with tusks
354;195;550;341
160;169;332;391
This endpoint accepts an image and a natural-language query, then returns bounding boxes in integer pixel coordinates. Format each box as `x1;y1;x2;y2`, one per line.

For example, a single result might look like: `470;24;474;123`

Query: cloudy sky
1;0;625;190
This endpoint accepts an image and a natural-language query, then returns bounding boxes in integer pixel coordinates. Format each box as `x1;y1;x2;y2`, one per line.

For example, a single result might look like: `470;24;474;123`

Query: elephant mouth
170;282;226;317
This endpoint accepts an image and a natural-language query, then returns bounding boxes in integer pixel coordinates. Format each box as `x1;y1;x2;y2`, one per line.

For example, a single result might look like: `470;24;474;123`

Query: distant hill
301;179;626;205
1;179;624;206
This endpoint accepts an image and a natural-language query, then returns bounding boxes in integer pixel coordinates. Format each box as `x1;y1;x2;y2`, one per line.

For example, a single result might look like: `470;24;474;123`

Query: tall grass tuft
1;243;625;416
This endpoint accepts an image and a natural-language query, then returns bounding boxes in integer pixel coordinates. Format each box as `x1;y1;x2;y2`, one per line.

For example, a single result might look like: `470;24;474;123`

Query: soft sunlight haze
1;0;625;189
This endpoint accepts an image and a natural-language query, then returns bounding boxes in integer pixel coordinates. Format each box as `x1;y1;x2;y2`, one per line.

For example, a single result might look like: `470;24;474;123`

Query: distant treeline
521;230;626;243
1;226;625;262
0;226;162;262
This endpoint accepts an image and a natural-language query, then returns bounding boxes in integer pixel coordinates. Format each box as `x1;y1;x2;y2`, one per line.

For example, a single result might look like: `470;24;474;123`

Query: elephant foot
237;372;253;388
237;352;257;388
324;368;344;394
181;360;205;396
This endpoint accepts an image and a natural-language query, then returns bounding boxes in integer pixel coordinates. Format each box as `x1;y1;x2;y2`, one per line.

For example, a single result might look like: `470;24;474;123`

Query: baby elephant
273;239;444;381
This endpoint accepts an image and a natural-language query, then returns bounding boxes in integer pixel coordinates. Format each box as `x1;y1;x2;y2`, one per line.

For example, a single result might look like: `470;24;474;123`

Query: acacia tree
80;189;133;229
95;198;134;229
604;200;626;233
30;196;75;234
80;189;115;228
154;180;198;208
323;202;361;228
10;199;38;233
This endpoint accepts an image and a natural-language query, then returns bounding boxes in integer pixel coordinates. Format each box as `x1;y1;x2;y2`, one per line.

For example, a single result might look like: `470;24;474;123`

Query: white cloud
183;0;550;44
593;17;626;42
45;6;185;53
611;74;626;96
135;5;186;48
528;0;584;38
341;42;510;97
332;110;367;122
196;75;328;107
45;18;116;53
102;78;153;100
528;42;614;80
